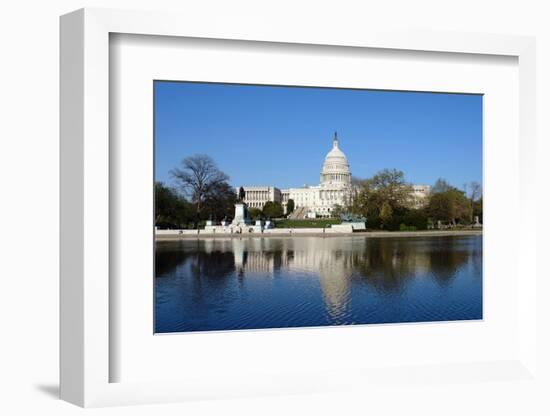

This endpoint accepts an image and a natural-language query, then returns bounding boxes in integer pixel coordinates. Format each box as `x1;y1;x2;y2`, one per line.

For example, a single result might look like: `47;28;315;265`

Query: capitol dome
320;132;352;186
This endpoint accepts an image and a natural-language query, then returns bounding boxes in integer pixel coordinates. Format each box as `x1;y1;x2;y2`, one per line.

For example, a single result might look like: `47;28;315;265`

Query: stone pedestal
473;216;482;228
250;219;263;233
232;203;250;226
349;221;366;231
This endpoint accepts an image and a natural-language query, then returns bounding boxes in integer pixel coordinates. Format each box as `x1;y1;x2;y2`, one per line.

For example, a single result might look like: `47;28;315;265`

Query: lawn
274;218;340;228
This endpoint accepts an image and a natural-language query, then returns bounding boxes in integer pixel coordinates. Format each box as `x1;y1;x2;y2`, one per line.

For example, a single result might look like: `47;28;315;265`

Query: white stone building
410;184;431;208
237;186;281;209
237;133;352;218
237;133;431;218
282;133;353;218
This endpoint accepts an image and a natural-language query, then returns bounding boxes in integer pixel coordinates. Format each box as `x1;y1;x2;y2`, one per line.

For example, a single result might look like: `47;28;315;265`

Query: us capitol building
238;133;430;219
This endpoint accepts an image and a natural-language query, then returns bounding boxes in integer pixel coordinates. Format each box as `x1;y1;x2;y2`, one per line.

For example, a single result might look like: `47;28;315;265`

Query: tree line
349;169;482;231
248;201;286;221
155;154;295;229
156;154;482;231
155;154;236;229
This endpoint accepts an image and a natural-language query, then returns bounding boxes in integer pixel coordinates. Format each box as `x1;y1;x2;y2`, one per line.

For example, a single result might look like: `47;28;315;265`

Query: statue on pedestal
238;186;246;202
232;186;250;226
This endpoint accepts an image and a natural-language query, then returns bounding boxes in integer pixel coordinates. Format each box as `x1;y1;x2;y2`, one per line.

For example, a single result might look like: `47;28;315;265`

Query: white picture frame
60;8;538;407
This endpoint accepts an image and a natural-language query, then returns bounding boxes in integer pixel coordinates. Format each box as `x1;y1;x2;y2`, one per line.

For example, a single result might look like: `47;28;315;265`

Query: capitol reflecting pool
155;235;482;333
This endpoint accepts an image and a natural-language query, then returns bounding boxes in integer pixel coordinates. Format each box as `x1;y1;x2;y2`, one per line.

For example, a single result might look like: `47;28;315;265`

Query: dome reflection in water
155;235;482;333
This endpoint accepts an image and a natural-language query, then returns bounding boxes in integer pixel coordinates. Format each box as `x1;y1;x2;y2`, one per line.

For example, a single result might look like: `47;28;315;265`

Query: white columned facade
237;133;431;218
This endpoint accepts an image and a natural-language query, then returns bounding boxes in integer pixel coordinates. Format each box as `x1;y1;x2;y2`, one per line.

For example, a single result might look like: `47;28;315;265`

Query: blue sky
155;81;482;190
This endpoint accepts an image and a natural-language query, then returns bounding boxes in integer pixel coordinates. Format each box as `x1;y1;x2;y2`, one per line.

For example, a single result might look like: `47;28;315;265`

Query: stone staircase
287;206;308;220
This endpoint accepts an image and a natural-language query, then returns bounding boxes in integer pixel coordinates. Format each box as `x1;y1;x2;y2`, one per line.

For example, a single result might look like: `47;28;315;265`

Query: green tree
427;192;452;224
379;201;393;229
427;187;471;226
403;208;428;230
263;201;284;218
368;169;413;208
286;198;295;215
155;181;175;225
248;207;264;221
154;182;193;229
351;169;413;220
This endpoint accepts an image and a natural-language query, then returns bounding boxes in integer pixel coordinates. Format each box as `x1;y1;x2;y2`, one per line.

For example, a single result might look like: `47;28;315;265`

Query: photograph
154;81;483;333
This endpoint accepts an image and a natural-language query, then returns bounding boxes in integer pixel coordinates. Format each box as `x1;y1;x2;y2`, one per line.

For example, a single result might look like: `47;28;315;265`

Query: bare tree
170;154;229;226
467;181;482;202
432;178;453;194
467;181;482;222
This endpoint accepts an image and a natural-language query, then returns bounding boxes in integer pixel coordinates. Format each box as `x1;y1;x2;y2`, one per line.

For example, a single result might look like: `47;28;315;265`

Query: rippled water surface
155;235;482;333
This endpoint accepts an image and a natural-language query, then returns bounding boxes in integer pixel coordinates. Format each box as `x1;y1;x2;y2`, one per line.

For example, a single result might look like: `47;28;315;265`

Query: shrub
367;215;381;230
403;209;428;230
263;201;284;218
399;223;417;232
248;207;264;221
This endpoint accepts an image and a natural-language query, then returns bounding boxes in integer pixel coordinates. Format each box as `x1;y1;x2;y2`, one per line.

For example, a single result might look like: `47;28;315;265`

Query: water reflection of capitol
199;237;457;319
